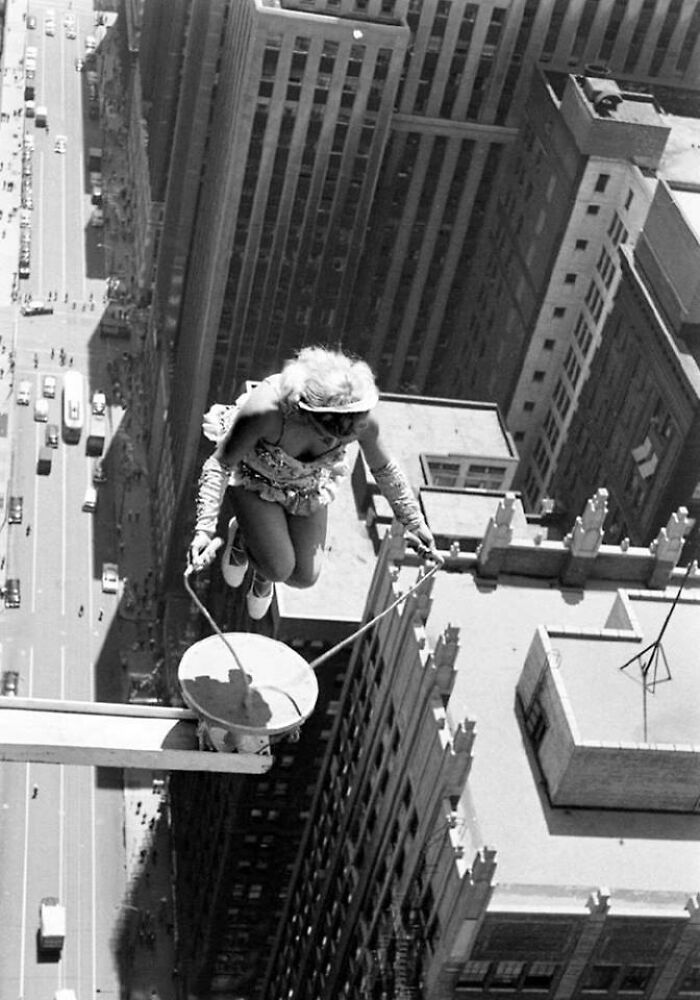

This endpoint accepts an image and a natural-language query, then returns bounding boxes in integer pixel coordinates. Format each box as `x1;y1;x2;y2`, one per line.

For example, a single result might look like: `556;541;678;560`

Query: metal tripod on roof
619;560;694;740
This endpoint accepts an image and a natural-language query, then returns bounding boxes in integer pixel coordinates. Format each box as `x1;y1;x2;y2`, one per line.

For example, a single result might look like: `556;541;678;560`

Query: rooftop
403;566;700;913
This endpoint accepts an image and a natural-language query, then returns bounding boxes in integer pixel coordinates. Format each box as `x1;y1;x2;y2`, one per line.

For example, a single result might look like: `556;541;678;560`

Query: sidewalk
0;0;29;307
119;770;178;1000
0;0;28;538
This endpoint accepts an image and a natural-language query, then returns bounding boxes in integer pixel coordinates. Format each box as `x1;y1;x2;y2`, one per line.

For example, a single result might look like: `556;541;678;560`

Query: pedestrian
78;604;84;617
98;608;104;621
32;784;39;799
189;346;437;619
25;524;31;536
51;347;55;359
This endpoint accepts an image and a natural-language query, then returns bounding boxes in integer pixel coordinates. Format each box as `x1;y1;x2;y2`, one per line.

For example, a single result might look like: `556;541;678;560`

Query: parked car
74;57;84;72
4;579;21;609
34;398;49;422
27;14;37;28
1;670;19;695
8;496;23;523
91;390;106;415
101;563;119;594
17;381;31;405
46;423;59;448
93;459;107;484
43;375;57;398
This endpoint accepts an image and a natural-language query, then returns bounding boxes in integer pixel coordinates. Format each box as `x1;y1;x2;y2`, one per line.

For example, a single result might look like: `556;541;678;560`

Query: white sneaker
246;572;274;620
221;516;248;588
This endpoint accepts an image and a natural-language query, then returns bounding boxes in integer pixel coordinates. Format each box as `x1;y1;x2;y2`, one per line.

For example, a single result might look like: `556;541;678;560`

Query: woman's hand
189;531;223;572
406;525;441;563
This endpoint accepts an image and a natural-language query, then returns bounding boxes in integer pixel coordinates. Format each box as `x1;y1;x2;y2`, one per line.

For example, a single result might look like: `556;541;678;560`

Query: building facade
440;68;670;508
124;0;700;585
262;492;699;1000
167;393;519;998
550;178;700;552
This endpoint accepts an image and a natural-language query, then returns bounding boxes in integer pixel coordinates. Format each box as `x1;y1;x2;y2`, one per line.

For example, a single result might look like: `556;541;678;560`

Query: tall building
440;68;672;507
262;492;699;1000
128;0;700;584
550;177;700;553
168;393;519;998
344;0;700;394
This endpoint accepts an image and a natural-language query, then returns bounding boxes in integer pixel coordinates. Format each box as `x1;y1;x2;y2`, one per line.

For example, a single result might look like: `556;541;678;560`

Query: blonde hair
278;346;378;411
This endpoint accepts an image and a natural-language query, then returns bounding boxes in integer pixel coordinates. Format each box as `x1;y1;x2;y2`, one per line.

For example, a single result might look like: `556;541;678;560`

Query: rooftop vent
583;76;623;114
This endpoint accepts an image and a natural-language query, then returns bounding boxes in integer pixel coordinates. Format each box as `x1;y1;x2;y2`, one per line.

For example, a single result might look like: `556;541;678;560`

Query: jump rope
183;536;444;714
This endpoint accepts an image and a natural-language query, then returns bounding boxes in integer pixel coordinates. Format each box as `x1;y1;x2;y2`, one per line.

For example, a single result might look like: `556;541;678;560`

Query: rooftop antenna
619;559;694;740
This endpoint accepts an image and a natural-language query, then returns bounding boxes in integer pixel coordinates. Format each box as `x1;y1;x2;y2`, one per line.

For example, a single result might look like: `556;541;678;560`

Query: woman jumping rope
189;346;436;619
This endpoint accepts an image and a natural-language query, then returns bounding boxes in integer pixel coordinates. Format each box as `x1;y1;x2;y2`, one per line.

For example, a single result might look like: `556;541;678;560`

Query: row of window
458;960;700;995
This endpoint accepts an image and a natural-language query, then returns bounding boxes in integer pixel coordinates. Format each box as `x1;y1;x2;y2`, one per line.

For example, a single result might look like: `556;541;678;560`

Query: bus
62;371;84;443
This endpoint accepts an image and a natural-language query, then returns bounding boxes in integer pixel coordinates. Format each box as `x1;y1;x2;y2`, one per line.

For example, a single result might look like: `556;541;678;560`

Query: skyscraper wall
142;0;700;579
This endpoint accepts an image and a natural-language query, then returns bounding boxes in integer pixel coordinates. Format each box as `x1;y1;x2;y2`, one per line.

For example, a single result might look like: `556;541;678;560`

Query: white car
34;398;49;422
91;390;107;415
43;375;57;398
54;135;67;154
101;563;119;594
17;380;31;405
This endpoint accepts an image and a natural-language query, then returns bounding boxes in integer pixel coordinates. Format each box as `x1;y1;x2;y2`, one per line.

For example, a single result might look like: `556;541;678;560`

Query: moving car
43;374;57;398
34;398;49;422
8;495;23;523
93;459;107;483
82;485;98;512
1;670;19;695
27;14;37;28
39;897;65;951
4;579;21;609
17;381;31;405
74;57;84;72
46;423;59;448
21;301;53;316
37;445;52;475
101;562;119;594
54;135;67;154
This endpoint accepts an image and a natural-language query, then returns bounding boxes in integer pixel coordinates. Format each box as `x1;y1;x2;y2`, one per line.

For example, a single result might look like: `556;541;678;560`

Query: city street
0;2;172;999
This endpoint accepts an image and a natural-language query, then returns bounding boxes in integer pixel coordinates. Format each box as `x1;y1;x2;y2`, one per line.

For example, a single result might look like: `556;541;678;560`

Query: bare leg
286;506;328;588
228;486;295;582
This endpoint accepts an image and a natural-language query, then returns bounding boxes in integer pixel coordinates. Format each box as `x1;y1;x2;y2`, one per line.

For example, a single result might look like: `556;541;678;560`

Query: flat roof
375;395;515;488
555;593;700;746
401;568;700;911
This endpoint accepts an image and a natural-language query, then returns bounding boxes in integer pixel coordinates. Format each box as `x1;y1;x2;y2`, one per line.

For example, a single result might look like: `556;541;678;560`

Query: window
543;338;555;350
523;400;535;411
425;458;460;487
575;238;588;250
680;966;700;994
583;965;620;992
492;962;525;990
457;961;491;988
587;204;600;215
619;967;653;993
553;306;566;317
625;189;634;210
564;272;577;285
524;962;557;991
514;431;525;442
533;370;545;382
594;172;610;193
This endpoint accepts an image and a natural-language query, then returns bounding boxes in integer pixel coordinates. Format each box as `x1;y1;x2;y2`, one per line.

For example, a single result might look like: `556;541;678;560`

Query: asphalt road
0;2;134;998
